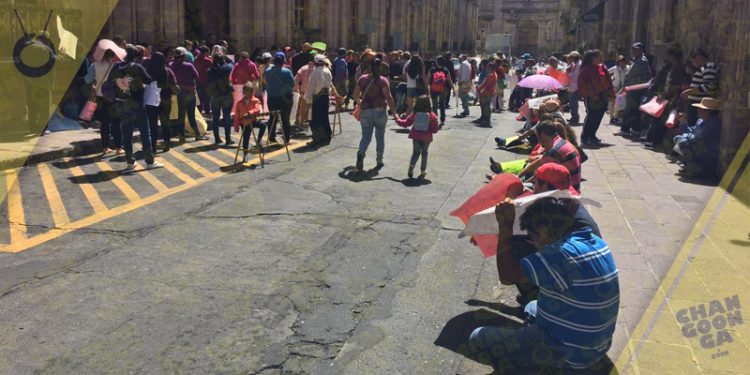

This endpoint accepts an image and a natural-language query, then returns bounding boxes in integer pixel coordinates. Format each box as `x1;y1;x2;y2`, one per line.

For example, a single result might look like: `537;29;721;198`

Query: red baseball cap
535;163;579;195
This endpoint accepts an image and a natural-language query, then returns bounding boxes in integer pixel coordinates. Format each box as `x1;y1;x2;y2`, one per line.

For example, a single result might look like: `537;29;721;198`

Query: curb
0;134;142;171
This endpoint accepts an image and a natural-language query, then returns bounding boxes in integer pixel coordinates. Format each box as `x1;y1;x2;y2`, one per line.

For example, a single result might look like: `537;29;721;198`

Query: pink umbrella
93;39;126;63
517;74;563;90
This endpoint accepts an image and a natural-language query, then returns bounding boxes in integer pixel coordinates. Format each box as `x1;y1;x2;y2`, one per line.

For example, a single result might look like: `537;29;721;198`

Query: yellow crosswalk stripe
168;151;215;178
66;161;108;214
192;150;228;167
4;169;26;243
37;163;70;226
159;158;195;184
199;140;239;159
95;162;141;203
138;170;170;192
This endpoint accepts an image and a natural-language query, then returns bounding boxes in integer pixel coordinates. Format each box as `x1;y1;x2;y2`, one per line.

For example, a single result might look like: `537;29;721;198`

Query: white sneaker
124;162;137;171
146;162;164;170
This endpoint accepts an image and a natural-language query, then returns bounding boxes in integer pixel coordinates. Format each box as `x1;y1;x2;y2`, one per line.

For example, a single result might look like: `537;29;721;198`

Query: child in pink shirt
395;95;440;179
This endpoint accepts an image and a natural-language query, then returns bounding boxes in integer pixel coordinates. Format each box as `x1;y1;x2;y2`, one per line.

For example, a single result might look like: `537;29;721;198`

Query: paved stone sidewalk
455;111;718;374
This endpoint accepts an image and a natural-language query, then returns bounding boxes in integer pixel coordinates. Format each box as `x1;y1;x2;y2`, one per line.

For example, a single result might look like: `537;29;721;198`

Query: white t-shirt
404;60;418;88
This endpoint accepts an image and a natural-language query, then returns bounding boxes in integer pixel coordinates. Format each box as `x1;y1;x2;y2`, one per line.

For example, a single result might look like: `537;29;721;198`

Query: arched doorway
517;19;539;56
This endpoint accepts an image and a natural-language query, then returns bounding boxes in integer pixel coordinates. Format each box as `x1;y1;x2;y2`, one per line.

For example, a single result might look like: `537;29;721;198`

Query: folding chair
330;95;343;135
233;115;266;167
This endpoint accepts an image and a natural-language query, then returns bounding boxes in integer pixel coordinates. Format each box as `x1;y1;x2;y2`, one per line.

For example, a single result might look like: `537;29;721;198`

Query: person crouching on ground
394;95;440;179
233;82;267;163
469;195;618;373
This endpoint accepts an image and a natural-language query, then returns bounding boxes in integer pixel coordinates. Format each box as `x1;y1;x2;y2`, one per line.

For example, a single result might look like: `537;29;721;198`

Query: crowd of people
70;33;726;372
453;41;723;373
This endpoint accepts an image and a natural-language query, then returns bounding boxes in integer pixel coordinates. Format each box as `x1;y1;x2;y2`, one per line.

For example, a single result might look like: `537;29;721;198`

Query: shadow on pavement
338;166;383;182
435;309;619;375
464;299;524;319
400;177;432;187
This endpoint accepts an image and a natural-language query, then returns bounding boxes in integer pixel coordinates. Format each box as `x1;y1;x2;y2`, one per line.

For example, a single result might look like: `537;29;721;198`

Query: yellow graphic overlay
0;1;117;201
615;132;750;373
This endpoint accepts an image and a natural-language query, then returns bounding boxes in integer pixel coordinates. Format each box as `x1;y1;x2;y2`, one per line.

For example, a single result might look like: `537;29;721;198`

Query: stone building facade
100;0;479;54
568;0;750;175
478;0;569;57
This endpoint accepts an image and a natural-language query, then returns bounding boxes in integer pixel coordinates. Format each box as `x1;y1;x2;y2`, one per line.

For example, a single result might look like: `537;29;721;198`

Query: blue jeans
116;99;153;164
569;91;580;123
358;108;387;159
211;99;232;142
468;301;571;371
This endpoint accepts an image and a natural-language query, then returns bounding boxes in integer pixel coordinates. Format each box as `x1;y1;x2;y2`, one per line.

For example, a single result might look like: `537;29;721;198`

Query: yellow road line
95;162;141;203
67;162;108;214
192;150;227;168
168;151;216;177
138;170;170;192
0;143;306;253
4;169;26;243
614;129;750;374
37;163;71;226
198;140;259;161
159;158;195;184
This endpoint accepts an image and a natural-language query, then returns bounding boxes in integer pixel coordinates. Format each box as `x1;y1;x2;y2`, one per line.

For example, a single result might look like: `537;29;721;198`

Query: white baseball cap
314;54;326;64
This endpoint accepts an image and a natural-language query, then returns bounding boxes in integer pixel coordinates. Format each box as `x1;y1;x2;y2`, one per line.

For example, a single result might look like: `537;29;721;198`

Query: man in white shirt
565;51;582;124
305;54;342;147
607;55;629;124
457;54;473;117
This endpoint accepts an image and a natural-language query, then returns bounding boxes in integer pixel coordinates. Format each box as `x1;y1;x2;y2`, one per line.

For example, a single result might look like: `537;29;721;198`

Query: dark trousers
310;94;332;144
211;101;232;143
116;99;153;164
95;97;121;149
622;91;645;132
442;84;452;108
145;101;172;151
581;97;608;141
196;83;210;114
430;91;447;123
646;112;669;145
267;94;293;142
241;121;266;150
177;91;202;138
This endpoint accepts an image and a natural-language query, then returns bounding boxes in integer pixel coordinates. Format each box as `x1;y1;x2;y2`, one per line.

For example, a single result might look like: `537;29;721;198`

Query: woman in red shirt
577;50;615;145
475;62;497;126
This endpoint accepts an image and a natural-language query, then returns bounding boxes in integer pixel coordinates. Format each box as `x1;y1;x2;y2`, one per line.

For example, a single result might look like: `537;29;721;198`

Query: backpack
431;70;446;93
413;112;431;132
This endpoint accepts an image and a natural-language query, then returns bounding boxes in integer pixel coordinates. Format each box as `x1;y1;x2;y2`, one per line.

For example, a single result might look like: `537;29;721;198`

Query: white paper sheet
463;189;579;236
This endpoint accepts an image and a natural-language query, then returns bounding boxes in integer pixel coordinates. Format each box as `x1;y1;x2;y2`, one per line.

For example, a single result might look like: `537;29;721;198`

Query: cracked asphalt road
0;111;520;374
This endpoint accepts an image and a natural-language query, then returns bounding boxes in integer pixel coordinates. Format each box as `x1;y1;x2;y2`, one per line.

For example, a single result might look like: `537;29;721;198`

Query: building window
351;0;359;35
294;0;305;30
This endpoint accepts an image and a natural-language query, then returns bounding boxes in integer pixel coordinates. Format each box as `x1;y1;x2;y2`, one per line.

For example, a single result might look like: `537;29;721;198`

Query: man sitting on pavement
502;163;601;304
518;120;582;192
673;97;722;177
468;193;618;373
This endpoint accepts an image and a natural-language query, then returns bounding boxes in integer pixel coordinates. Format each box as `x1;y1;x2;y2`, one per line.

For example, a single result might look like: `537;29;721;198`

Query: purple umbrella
517;75;563;90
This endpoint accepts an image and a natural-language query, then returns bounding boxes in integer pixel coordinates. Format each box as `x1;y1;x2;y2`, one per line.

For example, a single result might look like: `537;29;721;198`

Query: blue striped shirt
520;230;619;369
